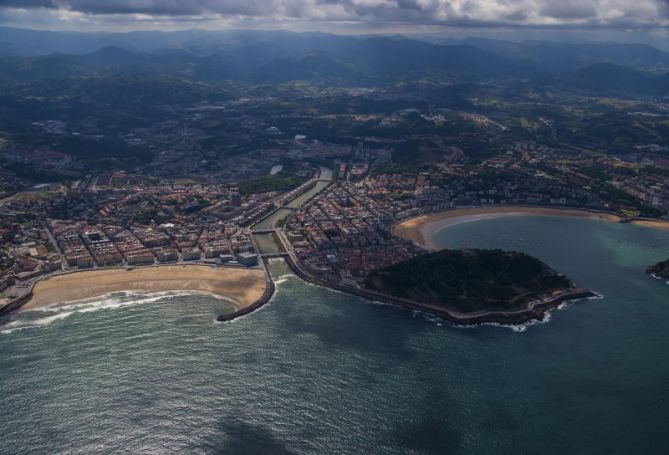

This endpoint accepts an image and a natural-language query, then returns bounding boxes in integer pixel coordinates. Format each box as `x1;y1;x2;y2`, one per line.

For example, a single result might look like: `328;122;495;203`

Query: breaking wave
0;291;229;335
272;274;293;285
449;312;553;333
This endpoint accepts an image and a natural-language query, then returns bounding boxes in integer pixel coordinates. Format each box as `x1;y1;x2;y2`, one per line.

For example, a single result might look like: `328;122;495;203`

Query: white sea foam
272;274;293;285
0;290;231;335
273;273;293;280
1;311;78;334
411;309;444;324
586;292;604;300
32;290;224;314
371;300;396;309
451;311;553;333
511;312;552;332
648;273;669;286
453;293;602;332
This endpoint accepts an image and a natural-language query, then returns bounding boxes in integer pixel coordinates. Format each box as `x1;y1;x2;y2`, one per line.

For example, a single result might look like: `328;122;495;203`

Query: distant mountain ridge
0;35;517;85
461;38;669;71
536;62;669;97
2;26;668;70
0;27;668;94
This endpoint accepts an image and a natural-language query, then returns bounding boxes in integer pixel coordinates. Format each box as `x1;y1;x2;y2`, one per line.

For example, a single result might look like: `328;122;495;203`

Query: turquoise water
1;216;669;454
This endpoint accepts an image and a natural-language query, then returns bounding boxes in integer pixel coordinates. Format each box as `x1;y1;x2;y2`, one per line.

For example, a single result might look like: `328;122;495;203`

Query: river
1;216;668;454
253;166;333;253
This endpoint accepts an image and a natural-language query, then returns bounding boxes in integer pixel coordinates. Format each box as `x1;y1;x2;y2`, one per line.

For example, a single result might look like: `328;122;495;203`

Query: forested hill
364;249;575;313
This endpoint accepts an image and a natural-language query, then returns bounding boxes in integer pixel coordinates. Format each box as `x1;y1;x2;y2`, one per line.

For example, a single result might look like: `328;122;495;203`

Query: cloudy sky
0;0;668;40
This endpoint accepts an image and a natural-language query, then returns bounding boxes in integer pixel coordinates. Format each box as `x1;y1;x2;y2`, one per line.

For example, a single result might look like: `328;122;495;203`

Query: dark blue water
1;216;668;454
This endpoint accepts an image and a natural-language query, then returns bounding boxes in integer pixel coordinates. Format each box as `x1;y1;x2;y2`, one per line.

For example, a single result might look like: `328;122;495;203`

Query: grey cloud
1;0;253;16
540;1;597;19
660;0;669;16
504;10;527;22
0;0;57;6
62;0;258;16
0;0;667;29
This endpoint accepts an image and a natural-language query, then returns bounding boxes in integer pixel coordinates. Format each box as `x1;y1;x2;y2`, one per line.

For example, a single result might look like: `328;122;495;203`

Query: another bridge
251;229;277;234
259;252;289;259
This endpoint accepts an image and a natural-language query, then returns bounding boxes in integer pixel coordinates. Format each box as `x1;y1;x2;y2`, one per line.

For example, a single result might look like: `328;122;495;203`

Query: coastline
392;206;669;250
633;219;669;232
8;204;660;327
21;265;267;313
283;253;595;326
274;221;589;327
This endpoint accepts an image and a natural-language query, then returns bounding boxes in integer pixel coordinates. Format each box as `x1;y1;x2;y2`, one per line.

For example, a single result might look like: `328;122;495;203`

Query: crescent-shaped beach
393;207;669;249
23;265;267;311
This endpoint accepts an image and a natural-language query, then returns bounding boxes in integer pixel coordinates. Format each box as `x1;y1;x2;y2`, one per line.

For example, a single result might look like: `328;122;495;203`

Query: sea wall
0;291;33;317
216;261;276;322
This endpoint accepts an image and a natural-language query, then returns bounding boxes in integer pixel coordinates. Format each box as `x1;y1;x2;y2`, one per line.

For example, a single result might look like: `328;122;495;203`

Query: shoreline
274;220;593;327
392;206;669;250
17;265;268;315
283;253;595;326
285;205;623;326
6;204;661;327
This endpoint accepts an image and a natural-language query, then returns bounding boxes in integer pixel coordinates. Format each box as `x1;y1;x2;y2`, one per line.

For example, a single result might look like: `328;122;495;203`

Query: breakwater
215;279;275;322
0;292;33;317
216;260;276;322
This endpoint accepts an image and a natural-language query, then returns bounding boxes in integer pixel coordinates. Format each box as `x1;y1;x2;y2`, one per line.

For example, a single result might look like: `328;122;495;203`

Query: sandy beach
23;265;266;310
393;207;630;249
632;220;669;232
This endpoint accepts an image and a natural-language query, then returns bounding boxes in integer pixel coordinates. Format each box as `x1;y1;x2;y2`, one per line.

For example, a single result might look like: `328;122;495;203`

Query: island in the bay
647;259;669;280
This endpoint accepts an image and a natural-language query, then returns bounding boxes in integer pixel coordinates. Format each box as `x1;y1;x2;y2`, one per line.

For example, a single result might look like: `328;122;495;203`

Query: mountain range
0;27;668;96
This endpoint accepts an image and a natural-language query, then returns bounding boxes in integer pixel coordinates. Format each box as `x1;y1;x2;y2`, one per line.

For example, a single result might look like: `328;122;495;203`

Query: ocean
1;216;668;454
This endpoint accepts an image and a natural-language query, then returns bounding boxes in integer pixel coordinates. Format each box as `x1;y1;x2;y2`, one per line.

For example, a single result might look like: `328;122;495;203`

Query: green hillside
364;249;574;313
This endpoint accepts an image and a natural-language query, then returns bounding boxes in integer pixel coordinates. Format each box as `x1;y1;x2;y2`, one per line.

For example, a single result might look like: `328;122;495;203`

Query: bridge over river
259;252;289;259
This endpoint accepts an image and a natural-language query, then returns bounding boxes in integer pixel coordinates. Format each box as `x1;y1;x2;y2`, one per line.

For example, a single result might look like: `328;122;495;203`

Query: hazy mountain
346;38;514;75
0;35;518;85
0;26;360;56
462;38;669;72
2;26;668;74
0;26;667;95
83;46;143;65
559;63;669;97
